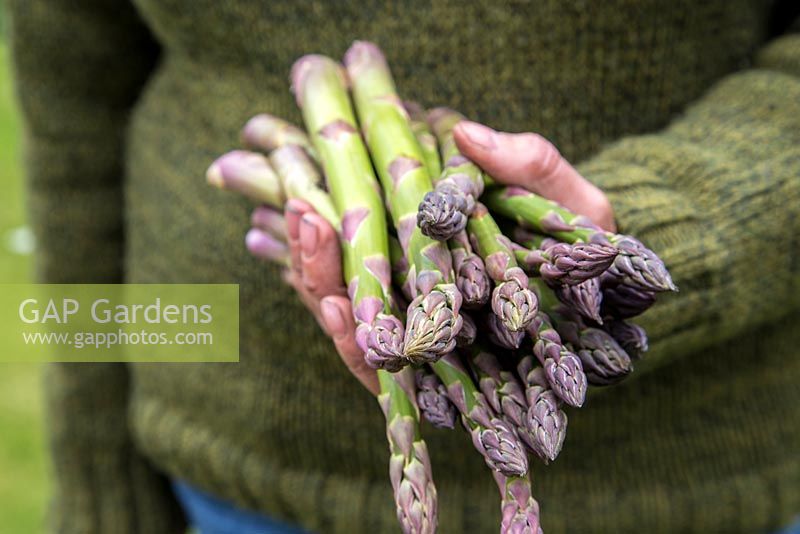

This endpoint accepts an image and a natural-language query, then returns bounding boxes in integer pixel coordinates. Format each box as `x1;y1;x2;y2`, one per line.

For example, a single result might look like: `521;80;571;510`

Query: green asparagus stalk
291;54;406;371
433;353;529;477
379;369;438;534
404;101;442;179
344;41;462;364
268;144;339;227
291;55;437;533
206;150;285;206
494;472;543;534
417;107;485;241
484;186;677;293
241;113;319;162
467;202;538;332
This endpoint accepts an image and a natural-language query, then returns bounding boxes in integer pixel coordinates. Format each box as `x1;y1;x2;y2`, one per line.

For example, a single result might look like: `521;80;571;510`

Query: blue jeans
777;516;800;534
172;480;308;534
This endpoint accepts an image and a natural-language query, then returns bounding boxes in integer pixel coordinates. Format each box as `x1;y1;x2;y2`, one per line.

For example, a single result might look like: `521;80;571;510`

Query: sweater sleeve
8;1;184;532
577;32;800;376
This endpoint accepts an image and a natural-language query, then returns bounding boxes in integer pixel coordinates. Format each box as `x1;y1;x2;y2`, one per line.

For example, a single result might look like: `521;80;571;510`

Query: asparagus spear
241;113;319;161
525;309;587;409
553;277;603;324
415;368;458;429
291;55;437;533
379;370;439;534
469;348;552;462
494;472;543;534
486;313;526;350
600;274;657;318
417;107;485;241
433;353;529;477
603;319;648;360
517;357;569;464
456;313;478;347
556;319;632;386
206;150;285;206
512;237;618;286
268;144;339;227
404;101;442;180
468;203;538;332
484;186;676;293
344;41;462;364
250;206;288;242
291;54;406;372
450;230;491;309
245;227;289;265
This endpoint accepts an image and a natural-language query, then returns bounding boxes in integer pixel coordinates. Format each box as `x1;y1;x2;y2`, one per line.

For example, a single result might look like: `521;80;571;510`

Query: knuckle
521;133;563;181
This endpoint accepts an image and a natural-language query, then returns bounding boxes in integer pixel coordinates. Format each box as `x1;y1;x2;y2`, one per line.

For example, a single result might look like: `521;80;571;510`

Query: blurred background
0;5;51;533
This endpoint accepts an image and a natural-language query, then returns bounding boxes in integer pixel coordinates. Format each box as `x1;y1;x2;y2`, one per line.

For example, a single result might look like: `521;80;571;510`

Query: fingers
453;121;616;231
285;198;315;274
299;212;346;299
319;296;380;395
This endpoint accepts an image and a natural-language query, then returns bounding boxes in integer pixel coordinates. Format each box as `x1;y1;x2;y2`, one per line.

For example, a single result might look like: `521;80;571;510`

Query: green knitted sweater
8;1;800;532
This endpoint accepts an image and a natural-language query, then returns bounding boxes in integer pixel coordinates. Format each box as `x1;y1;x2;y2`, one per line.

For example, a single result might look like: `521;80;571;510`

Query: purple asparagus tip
571;327;633;386
539;242;618;285
553;277;603;324
245;228;288;264
456;313;478;347
601;275;657;318
250;206;287;242
403;289;463;364
206;150;283;205
357;314;407;372
487;313;526;350
417;187;470;241
416;370;458;429
606;235;677;293
453;253;491;308
529;315;587;408
384;412;438;534
604;319;649;359
492;268;538;332
469;398;530;477
494;473;543;534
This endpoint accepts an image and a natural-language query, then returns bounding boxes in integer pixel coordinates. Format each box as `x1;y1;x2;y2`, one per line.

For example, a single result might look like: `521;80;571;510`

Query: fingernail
320;298;346;337
456;121;497;150
300;215;319;256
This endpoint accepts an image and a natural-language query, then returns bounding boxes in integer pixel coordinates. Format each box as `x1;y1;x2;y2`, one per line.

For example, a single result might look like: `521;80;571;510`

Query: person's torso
120;1;787;531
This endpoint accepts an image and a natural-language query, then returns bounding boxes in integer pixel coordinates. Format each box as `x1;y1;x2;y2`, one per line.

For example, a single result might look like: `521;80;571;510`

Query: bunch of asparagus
206;41;676;534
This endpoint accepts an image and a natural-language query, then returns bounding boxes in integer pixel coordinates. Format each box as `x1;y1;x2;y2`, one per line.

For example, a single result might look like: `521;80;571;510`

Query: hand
282;199;380;395
452;121;616;232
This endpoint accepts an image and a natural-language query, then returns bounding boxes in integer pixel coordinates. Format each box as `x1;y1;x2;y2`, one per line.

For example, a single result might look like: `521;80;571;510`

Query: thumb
453;121;615;231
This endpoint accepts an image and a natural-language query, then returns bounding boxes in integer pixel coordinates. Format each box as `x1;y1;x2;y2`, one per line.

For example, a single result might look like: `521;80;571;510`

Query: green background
0;17;50;534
